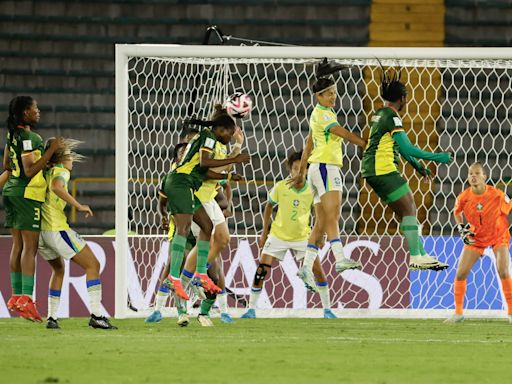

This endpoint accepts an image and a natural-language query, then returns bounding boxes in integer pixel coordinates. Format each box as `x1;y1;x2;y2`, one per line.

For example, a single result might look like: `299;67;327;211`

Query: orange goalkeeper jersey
454;185;511;247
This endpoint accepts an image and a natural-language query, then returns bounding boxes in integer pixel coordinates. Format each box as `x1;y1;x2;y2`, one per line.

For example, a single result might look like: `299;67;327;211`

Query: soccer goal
115;45;512;319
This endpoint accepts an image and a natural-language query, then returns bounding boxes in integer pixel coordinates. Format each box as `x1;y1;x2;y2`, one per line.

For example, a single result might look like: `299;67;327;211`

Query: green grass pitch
1;317;511;384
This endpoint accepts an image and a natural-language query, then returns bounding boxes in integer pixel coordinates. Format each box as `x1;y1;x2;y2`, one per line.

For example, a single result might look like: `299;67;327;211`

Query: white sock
181;269;194;289
87;279;102;317
303;244;319;270
330;239;346;263
48;289;61;319
217;291;228;313
317;283;331;309
248;288;262;309
155;285;170;311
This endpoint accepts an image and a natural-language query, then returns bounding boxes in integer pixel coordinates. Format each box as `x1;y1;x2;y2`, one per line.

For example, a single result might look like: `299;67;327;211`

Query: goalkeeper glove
457;223;475;245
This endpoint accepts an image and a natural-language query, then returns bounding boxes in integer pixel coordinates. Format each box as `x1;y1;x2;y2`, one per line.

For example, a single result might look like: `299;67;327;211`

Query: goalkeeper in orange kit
445;162;512;323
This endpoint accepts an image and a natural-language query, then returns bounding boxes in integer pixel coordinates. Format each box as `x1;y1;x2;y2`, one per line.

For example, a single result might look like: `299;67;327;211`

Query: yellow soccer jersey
42;165;70;231
269;179;313;242
307;104;344;166
195;142;228;203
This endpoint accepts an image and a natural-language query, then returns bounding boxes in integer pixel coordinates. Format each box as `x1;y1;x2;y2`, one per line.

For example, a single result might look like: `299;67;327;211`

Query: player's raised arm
393;129;452;164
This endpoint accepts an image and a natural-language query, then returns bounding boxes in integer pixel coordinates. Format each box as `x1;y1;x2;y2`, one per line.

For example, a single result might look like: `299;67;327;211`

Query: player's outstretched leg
494;245;512;322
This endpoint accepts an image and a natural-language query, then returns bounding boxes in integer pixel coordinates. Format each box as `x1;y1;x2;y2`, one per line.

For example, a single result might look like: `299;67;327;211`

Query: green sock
200;298;215;316
10;272;22;295
400;216;421;257
170;235;187;278
21;274;35;296
417;225;428;256
196;240;210;274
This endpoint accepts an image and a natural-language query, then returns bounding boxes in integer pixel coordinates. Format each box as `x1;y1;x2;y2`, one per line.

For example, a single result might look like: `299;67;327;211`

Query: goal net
115;46;512;318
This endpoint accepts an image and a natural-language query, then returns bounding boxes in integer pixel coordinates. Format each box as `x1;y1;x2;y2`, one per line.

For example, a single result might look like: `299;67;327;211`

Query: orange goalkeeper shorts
464;230;511;256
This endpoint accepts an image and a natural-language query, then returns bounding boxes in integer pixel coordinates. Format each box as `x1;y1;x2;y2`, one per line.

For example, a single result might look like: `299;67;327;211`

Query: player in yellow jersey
37;139;117;330
291;62;367;290
241;151;337;319
3;96;64;322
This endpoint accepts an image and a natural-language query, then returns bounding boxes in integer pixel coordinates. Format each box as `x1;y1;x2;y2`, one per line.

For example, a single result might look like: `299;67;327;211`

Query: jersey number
34;207;40;222
9;146;20;177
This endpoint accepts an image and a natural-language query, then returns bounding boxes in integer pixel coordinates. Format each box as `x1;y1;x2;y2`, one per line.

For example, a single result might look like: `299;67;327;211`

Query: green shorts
165;185;202;215
364;172;411;204
4;195;42;231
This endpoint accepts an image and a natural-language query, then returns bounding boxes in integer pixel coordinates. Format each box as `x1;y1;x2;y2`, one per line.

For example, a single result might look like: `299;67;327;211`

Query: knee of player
215;231;230;249
253;262;271;287
177;224;192;237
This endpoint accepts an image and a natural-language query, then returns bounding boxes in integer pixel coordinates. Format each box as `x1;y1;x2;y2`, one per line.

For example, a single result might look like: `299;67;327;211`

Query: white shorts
38;229;87;261
307;163;343;204
262;235;307;261
191;199;226;238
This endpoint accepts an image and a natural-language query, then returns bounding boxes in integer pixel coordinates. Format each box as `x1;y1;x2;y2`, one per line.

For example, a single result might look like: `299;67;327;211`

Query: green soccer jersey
361;107;405;177
171;129;217;190
3;126;47;202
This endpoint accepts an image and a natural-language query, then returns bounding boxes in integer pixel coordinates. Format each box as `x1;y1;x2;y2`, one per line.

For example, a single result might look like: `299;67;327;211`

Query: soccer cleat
297;267;319;293
194;272;222;294
444;314;465;324
220;313;234;323
46;317;60;329
145;310;163;323
409;255;449;271
177;314;190;327
323;309;337;319
316;58;349;78
335;258;363;273
15;295;43;322
164;275;189;300
240;309;256;319
89;314;118;330
7;295;21;314
197;314;214;327
189;276;207;300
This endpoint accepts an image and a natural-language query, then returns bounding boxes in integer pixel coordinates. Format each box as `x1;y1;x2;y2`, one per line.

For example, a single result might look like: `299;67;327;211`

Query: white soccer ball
223;92;253;119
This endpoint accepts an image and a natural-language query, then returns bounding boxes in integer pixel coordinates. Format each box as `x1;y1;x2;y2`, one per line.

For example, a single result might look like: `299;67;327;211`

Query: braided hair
378;61;407;102
6;96;34;139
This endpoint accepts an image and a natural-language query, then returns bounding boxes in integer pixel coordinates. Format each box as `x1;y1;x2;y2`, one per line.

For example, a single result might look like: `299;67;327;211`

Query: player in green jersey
3;96;64;321
241;151;337;319
163;113;250;301
361;67;452;271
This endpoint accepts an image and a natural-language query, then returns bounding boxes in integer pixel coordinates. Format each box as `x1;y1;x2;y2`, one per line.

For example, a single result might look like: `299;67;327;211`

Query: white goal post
115;45;512;319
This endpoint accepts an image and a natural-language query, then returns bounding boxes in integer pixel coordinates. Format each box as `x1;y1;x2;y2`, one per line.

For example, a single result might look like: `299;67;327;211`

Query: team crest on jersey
323;113;332;122
293;199;299;207
392;117;403;127
476;202;483;211
371;115;381;123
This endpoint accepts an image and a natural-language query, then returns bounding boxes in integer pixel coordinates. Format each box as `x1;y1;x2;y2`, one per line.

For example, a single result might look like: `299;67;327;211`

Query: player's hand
457;223;475;245
419;167;432;182
222;208;232;218
438;152;453;164
287;173;306;190
78;204;93;218
161;215;169;231
234;153;251;164
259;232;268;248
233;126;244;145
230;173;243;182
48;136;65;152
